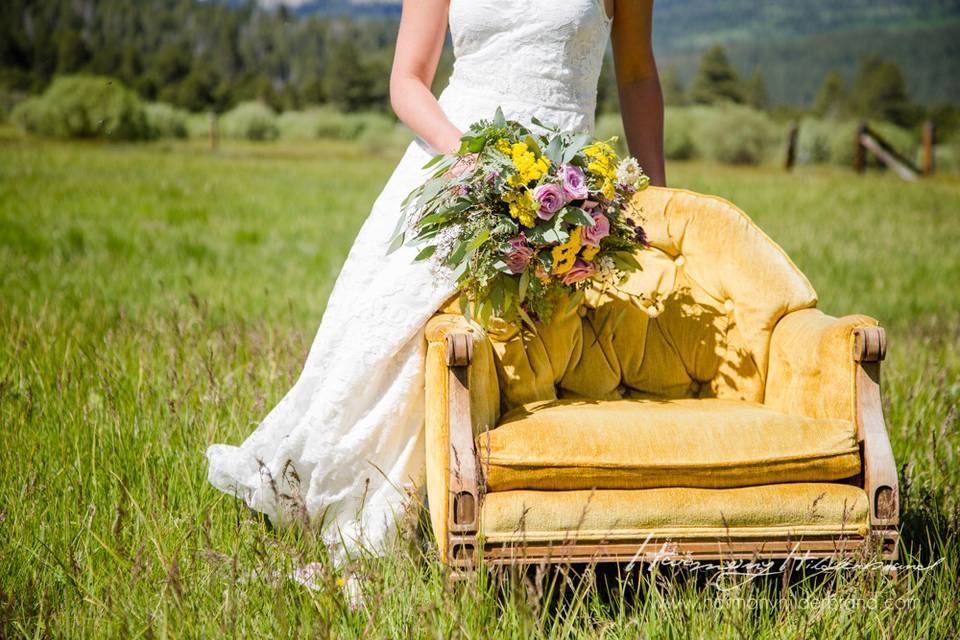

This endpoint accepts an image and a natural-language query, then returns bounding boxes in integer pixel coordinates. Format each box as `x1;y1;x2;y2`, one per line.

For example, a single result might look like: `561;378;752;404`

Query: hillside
258;0;960;106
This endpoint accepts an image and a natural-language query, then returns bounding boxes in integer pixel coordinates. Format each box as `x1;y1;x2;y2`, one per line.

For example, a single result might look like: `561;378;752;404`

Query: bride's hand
446;152;478;178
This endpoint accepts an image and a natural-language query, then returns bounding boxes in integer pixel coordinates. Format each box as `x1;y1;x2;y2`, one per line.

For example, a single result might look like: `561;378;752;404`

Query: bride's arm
611;0;666;187
390;0;463;154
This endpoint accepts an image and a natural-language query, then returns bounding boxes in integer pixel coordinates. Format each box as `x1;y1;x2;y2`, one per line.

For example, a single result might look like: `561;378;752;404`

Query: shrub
692;104;779;165
186;112;213;139
220;101;279;141
11;96;60;135
144;102;189;139
663;107;698;160
797;117;849;165
277;109;325;140
11;75;149;140
276;107;411;150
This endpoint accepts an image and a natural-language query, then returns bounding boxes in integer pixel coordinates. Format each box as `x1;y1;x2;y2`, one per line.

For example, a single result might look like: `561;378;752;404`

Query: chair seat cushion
480;483;869;543
479;398;860;492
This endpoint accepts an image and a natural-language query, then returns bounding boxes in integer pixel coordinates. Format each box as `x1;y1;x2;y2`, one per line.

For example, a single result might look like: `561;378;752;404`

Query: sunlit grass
1;135;958;637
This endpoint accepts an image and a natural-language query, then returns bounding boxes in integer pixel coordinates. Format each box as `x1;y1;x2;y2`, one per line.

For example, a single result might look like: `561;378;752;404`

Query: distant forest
1;0;958;115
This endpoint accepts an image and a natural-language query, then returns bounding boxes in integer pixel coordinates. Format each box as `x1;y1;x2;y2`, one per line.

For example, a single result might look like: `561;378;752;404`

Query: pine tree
324;30;378;112
745;69;768;110
812;71;847;118
850;56;920;127
689;44;744;105
660;66;686;106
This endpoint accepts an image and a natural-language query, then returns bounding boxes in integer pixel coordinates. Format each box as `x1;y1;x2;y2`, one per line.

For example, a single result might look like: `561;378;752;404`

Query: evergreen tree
850;55;920;127
745;69;768;110
812;70;847;118
689;44;744;105
660;66;686;106
54;29;90;74
324;31;379;112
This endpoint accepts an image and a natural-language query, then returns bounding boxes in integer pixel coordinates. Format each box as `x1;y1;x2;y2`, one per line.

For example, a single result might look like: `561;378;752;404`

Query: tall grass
1;134;958;637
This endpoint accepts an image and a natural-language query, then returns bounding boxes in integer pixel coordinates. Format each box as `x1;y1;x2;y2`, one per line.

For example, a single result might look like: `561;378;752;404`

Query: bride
206;0;665;558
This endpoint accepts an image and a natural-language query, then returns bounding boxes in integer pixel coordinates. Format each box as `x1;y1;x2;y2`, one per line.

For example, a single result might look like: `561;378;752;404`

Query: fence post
922;120;936;177
784;121;799;171
208;112;219;152
853;121;867;174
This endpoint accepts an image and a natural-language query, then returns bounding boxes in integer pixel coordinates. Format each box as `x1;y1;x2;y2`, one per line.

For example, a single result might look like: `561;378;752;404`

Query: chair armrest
765;308;898;529
424;313;500;566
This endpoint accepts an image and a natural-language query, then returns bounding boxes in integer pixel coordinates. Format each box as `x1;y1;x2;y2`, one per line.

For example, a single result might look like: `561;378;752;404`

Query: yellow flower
584;141;618;184
495;138;512;154
552;226;583;275
581;244;600;261
506;142;551;187
503;189;537;228
601;178;616;200
336;577;346;587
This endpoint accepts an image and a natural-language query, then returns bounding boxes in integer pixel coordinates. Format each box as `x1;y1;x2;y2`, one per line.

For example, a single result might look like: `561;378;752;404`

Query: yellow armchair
424;187;898;569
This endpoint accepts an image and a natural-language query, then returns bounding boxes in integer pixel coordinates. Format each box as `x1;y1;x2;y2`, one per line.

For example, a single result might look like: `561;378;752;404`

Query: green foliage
598;106;779;164
11;74;148;140
276;107;412;152
660;66;687;107
850;55;924;128
220;101;280;141
1;137;959;636
689;45;745;106
323;35;390;113
662;107;699;160
144;102;189;139
795;117;919;168
695;103;779;164
745;69;769;110
813;71;848;118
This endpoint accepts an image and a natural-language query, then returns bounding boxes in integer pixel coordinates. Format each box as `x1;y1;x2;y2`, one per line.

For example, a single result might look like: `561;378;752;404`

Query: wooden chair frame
440;326;899;571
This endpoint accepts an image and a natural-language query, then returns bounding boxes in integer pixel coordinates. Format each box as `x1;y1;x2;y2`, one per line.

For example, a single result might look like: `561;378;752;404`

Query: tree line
2;0;955;136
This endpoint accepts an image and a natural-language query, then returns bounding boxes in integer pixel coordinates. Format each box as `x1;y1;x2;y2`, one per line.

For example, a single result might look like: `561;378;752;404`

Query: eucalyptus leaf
414;245;437;261
518;269;531;300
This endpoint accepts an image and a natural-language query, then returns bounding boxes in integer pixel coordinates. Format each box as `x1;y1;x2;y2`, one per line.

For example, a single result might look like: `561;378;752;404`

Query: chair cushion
479;398;860;492
480;483;869;543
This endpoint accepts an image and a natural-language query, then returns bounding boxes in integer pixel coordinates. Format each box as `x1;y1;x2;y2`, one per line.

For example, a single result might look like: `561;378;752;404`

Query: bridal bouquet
390;108;649;326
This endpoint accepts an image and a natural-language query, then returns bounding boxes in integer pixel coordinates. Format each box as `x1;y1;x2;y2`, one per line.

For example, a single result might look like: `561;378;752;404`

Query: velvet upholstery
481;484;870;543
479;398;861;492
422;187;882;561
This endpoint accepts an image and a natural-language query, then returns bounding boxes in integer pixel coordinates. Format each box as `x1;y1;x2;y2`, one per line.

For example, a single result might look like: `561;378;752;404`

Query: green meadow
2;131;959;637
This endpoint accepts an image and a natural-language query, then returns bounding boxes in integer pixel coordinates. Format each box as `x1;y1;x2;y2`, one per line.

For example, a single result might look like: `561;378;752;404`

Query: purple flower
505;234;535;274
561;165;589;201
532;183;565;220
580;212;610;247
628;219;650;247
634;225;649;247
520;301;541;324
457;184;470;195
561;259;597;285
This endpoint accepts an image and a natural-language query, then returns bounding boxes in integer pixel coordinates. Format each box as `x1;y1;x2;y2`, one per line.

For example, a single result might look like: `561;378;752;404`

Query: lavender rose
532;183;565;220
580;212;610;247
505;235;535;274
561;165;589;200
561;259;597;285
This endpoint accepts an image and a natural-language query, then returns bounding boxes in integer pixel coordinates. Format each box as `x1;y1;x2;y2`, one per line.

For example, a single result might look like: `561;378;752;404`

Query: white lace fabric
206;0;612;558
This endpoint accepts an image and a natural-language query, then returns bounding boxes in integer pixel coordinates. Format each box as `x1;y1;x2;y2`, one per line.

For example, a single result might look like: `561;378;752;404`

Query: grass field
2;130;959;637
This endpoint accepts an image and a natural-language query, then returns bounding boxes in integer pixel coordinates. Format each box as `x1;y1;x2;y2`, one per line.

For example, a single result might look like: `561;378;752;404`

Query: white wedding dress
206;0;612;557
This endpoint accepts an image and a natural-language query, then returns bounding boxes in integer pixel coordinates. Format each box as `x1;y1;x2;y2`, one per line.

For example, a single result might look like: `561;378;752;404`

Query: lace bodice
439;0;612;134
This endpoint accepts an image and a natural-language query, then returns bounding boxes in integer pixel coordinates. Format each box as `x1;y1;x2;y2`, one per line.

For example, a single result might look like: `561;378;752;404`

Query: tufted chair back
482;187;819;413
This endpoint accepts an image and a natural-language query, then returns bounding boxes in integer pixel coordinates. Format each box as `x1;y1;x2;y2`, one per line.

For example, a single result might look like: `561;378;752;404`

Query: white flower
596;255;620;284
616;157;642;185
